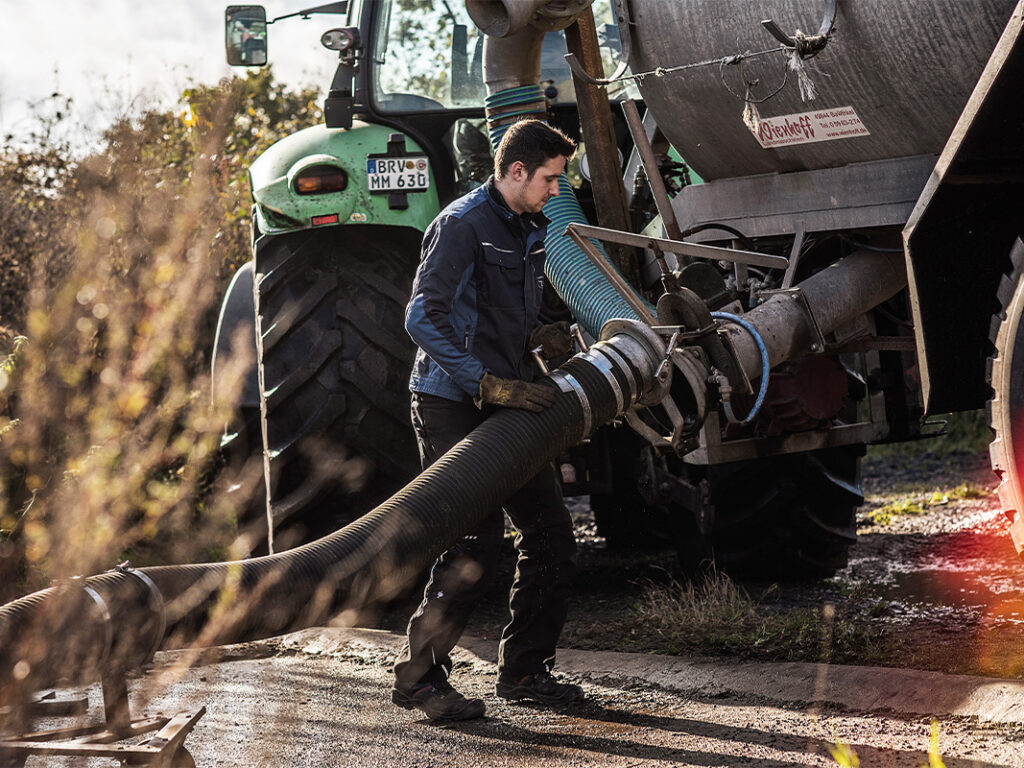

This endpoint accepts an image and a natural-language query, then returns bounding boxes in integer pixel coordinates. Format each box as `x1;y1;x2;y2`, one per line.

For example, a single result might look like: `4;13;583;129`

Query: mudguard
212;261;260;409
249;121;441;235
903;3;1024;414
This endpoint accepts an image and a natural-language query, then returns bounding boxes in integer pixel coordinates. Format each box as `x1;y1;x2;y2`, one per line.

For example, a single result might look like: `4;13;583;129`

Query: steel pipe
721;249;908;378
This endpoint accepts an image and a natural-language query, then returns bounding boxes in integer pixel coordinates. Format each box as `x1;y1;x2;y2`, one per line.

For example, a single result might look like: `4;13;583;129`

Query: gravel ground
10;451;1024;767
20;630;1024;768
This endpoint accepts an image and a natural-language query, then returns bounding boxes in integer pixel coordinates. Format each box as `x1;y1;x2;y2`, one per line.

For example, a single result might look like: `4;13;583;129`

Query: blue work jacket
405;177;549;402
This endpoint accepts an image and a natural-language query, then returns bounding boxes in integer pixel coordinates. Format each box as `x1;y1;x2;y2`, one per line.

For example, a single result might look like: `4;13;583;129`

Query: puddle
834;490;1024;636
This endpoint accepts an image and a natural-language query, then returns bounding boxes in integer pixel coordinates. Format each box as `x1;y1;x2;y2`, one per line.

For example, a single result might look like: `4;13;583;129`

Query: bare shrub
0;70;321;596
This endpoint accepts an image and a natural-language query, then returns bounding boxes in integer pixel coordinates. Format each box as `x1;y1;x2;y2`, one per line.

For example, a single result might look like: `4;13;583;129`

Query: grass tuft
631;570;891;664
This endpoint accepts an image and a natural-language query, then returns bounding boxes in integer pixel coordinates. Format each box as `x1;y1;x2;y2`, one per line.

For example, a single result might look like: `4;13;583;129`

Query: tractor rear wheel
254;225;421;548
987;237;1024;555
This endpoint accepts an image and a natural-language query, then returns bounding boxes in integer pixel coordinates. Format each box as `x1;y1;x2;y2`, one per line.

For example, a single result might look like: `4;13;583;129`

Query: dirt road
29;627;1023;767
17;450;1024;766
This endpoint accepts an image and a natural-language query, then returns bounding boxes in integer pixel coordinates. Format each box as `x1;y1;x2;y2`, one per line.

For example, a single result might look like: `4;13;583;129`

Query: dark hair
493;119;576;180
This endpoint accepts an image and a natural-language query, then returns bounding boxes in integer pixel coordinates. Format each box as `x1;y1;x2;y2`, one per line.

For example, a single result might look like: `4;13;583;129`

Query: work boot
495;671;584;706
392;679;486;721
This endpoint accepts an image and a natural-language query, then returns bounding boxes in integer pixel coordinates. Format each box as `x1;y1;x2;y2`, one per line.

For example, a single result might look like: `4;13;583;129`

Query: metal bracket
565;52;614;87
531;346;550;375
621;99;686;245
0;677;205;767
761;0;838;56
570;322;589;353
759;286;827;353
565;221;789;270
622;350;708;456
564;225;657;325
610;322;710;456
780;222;806;289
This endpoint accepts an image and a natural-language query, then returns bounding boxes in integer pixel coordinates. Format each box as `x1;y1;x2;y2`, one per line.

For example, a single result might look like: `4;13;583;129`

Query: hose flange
600;319;670;406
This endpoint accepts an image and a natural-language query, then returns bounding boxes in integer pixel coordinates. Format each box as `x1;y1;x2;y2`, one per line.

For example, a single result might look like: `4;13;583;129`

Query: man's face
507;155;565;214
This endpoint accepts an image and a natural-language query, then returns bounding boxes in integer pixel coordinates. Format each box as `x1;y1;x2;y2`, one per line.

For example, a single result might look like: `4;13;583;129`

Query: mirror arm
269;1;348;24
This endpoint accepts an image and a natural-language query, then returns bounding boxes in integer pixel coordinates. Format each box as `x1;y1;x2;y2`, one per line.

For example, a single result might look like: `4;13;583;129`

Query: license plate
366;156;430;193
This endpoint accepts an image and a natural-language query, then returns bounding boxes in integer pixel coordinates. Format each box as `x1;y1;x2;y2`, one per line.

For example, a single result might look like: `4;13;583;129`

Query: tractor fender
249;121;441;235
903;4;1024;414
212;261;260;409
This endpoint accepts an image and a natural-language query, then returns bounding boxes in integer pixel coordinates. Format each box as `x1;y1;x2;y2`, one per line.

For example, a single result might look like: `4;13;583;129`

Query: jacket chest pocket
480;244;525;308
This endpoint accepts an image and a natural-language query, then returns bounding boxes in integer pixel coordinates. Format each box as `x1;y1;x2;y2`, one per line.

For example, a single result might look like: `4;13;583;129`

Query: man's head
493;119;576;215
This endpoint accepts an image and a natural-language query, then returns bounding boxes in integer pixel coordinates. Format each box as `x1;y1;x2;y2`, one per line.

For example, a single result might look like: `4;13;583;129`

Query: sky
0;0;340;150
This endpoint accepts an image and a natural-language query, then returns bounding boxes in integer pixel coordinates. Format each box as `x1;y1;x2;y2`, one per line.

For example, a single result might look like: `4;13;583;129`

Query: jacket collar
484;176;550;234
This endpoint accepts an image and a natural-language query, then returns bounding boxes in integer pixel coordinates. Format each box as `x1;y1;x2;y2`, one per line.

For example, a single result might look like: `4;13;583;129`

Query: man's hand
529;321;574;359
477;372;556;412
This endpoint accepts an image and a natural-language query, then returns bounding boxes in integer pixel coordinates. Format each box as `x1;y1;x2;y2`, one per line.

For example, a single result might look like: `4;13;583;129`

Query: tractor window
371;0;629;113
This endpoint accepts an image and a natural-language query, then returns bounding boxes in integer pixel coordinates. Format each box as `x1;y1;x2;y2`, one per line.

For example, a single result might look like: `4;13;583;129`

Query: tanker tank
626;0;1018;180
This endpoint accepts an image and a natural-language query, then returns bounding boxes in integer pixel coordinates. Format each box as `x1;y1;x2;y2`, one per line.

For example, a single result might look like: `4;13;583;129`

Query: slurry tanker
2;1;1021;763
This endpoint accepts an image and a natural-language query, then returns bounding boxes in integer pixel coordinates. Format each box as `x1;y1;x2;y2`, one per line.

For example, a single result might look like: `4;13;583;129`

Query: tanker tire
987;237;1024;556
590;430;673;551
255;226;421;548
685;445;864;579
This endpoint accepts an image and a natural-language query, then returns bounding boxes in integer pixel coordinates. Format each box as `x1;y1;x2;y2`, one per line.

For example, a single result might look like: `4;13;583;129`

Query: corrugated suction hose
0;327;662;706
485;84;653;338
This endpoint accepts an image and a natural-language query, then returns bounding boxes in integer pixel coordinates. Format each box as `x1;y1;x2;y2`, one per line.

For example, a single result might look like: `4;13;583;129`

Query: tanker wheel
255;225;421;548
590;429;673;550
987;237;1024;555
684;444;864;578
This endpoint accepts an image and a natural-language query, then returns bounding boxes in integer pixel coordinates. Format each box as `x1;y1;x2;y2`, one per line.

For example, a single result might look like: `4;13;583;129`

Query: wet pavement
21;628;1024;767
12;451;1024;766
832;451;1024;677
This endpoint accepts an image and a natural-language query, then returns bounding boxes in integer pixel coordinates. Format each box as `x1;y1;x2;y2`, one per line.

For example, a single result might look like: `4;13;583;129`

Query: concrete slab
282;627;1024;724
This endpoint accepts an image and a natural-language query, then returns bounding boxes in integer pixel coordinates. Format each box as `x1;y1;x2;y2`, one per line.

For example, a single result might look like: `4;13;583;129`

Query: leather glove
476;372;556;412
529;321;574;359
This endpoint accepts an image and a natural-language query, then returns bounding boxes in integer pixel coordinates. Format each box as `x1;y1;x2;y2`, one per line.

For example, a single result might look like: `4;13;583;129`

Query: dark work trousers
393;392;577;687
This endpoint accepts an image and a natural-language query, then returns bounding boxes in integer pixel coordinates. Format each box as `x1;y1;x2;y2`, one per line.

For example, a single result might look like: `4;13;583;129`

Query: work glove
529;321;574;359
476;372;556;413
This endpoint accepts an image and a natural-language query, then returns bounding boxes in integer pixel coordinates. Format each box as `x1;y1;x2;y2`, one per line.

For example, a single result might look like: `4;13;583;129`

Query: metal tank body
626;0;1017;180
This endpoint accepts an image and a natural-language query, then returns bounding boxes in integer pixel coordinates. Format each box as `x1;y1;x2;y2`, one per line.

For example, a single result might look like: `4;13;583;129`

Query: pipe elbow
468;0;595;38
482;28;546;93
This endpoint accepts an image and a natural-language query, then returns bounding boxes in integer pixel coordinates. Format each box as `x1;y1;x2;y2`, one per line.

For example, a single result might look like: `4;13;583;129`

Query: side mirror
225;6;269;67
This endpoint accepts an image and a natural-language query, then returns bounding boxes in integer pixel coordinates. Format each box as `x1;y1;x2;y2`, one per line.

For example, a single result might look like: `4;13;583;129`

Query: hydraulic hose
711;311;770;425
0;11;673;712
0;326;662;709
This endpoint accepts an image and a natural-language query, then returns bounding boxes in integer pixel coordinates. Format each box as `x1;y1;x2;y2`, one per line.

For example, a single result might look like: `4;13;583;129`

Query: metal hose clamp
593;342;639;404
121;568;167;664
600;319;671;406
549;369;593;437
80;583;114;672
583;349;625;414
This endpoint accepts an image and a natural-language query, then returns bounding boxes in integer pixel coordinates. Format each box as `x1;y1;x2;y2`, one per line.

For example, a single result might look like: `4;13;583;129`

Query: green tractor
214;1;636;551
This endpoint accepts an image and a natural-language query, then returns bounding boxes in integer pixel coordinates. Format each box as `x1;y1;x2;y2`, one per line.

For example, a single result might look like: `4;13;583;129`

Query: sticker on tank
751;106;870;149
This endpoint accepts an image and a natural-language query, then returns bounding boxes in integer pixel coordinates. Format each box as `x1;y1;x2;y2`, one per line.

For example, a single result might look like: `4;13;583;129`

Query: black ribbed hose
0;345;636;707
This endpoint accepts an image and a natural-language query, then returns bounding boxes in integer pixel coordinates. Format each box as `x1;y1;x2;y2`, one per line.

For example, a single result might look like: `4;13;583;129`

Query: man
392;119;581;722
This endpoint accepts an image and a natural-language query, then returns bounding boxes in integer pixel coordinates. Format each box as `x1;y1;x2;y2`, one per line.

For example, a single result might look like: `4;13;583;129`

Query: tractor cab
225;0;628;204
